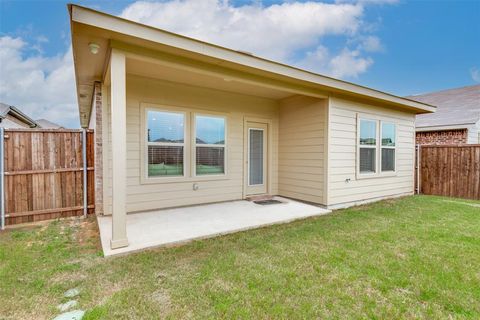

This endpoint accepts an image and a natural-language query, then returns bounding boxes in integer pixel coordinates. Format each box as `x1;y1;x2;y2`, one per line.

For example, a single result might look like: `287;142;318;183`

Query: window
359;119;377;173
195;115;226;175
142;106;229;182
146;110;185;177
381;122;396;172
357;116;397;177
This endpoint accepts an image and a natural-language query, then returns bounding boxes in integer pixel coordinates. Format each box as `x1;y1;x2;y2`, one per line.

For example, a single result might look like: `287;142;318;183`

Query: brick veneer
416;129;467;145
93;82;103;214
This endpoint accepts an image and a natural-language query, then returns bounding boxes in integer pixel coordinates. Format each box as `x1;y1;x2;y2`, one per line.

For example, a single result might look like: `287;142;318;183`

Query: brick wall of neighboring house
416;129;468;145
93;82;103;214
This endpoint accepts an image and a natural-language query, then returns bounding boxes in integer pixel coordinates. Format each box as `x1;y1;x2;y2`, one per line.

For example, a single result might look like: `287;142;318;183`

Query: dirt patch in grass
71;216;102;253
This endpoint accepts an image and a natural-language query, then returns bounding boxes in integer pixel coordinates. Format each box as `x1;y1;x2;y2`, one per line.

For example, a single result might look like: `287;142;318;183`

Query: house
35;118;64;129
0;102;64;129
0;102;39;128
68;4;435;250
409;85;480;145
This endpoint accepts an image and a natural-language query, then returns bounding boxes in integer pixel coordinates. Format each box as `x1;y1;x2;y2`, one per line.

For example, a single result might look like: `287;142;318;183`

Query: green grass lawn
1;195;479;319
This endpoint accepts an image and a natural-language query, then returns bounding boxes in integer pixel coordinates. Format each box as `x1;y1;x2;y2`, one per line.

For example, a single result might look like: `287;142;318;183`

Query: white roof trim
69;4;435;113
415;124;474;132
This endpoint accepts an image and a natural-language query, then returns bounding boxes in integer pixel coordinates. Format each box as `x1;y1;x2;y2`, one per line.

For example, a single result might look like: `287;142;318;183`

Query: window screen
381;148;395;171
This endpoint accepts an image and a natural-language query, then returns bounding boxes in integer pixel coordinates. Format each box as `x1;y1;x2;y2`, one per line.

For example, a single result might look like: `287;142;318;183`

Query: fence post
416;144;421;195
0;128;5;230
82;129;87;218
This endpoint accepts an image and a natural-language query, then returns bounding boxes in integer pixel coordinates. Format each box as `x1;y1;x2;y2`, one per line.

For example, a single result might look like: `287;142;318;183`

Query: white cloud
121;0;388;78
298;46;373;78
471;67;480;83
329;48;373;78
336;0;399;4
0;36;78;128
360;35;383;52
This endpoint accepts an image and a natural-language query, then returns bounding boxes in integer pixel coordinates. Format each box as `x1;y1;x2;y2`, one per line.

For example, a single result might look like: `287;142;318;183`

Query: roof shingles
409;85;480;128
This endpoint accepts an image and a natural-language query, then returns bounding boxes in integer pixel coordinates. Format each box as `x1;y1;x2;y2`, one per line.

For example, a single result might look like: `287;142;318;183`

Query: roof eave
9;106;38;127
69;3;436;114
415;123;475;132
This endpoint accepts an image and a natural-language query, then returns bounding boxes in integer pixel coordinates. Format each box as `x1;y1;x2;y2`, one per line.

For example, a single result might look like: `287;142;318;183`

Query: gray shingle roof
408;85;480;128
0;102;39;127
35;118;63;129
0;102;11;117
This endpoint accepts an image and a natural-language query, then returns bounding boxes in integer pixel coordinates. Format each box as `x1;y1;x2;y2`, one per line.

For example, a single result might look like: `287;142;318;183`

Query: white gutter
415;123;475;132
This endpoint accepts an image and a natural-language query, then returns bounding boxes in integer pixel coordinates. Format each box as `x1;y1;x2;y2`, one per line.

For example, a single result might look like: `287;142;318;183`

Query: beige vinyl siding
278;96;326;204
327;96;415;207
467;120;480;144
103;74;279;214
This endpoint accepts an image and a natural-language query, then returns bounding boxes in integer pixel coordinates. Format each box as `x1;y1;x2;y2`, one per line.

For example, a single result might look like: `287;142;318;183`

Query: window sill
140;174;230;185
356;171;398;180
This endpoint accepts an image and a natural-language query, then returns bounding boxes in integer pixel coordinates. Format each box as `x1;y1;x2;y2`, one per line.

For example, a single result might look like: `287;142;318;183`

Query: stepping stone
57;300;78;312
53;310;84;320
64;288;80;298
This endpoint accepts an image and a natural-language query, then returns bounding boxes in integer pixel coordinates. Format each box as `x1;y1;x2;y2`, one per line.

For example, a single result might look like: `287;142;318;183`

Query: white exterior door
246;122;268;195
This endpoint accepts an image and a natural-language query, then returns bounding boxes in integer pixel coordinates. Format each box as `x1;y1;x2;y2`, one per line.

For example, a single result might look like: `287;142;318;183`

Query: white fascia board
415;124;474;132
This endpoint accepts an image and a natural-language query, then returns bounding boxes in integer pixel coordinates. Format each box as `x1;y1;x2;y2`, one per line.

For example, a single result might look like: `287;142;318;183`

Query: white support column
110;49;128;249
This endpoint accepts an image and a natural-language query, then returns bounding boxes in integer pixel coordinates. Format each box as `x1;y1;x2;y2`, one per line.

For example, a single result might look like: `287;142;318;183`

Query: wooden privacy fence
0;129;94;226
417;144;480;200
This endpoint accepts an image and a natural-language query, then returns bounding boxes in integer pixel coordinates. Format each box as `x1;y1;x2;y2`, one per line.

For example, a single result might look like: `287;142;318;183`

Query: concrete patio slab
97;197;331;256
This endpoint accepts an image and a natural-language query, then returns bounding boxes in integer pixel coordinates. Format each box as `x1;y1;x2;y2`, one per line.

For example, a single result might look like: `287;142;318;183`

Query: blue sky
0;0;479;128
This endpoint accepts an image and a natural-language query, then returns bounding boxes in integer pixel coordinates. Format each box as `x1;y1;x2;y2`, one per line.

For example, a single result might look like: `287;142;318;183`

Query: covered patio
71;5;332;252
97;197;330;256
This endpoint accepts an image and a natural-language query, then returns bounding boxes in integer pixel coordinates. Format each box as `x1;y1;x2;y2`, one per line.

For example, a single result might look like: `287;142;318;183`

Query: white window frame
145;108;187;180
140;103;230;184
193;113;227;177
357;118;378;178
356;114;398;179
380;121;397;173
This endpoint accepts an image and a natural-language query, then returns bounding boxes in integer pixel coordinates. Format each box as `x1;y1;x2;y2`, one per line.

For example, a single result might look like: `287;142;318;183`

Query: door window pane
382;123;396;146
148;146;184;176
360;120;377;145
360;148;376;173
249;129;264;185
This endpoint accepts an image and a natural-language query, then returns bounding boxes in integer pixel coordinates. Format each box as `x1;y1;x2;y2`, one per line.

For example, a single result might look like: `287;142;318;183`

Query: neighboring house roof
408;85;480;130
68;4;435;127
0;102;38;128
35;118;64;129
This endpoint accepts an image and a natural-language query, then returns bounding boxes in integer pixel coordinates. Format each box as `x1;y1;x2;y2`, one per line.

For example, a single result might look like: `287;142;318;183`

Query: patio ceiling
126;58;294;100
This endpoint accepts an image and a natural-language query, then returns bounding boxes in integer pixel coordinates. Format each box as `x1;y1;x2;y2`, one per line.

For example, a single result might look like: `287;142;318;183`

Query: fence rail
1;129;94;226
418;144;480;200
